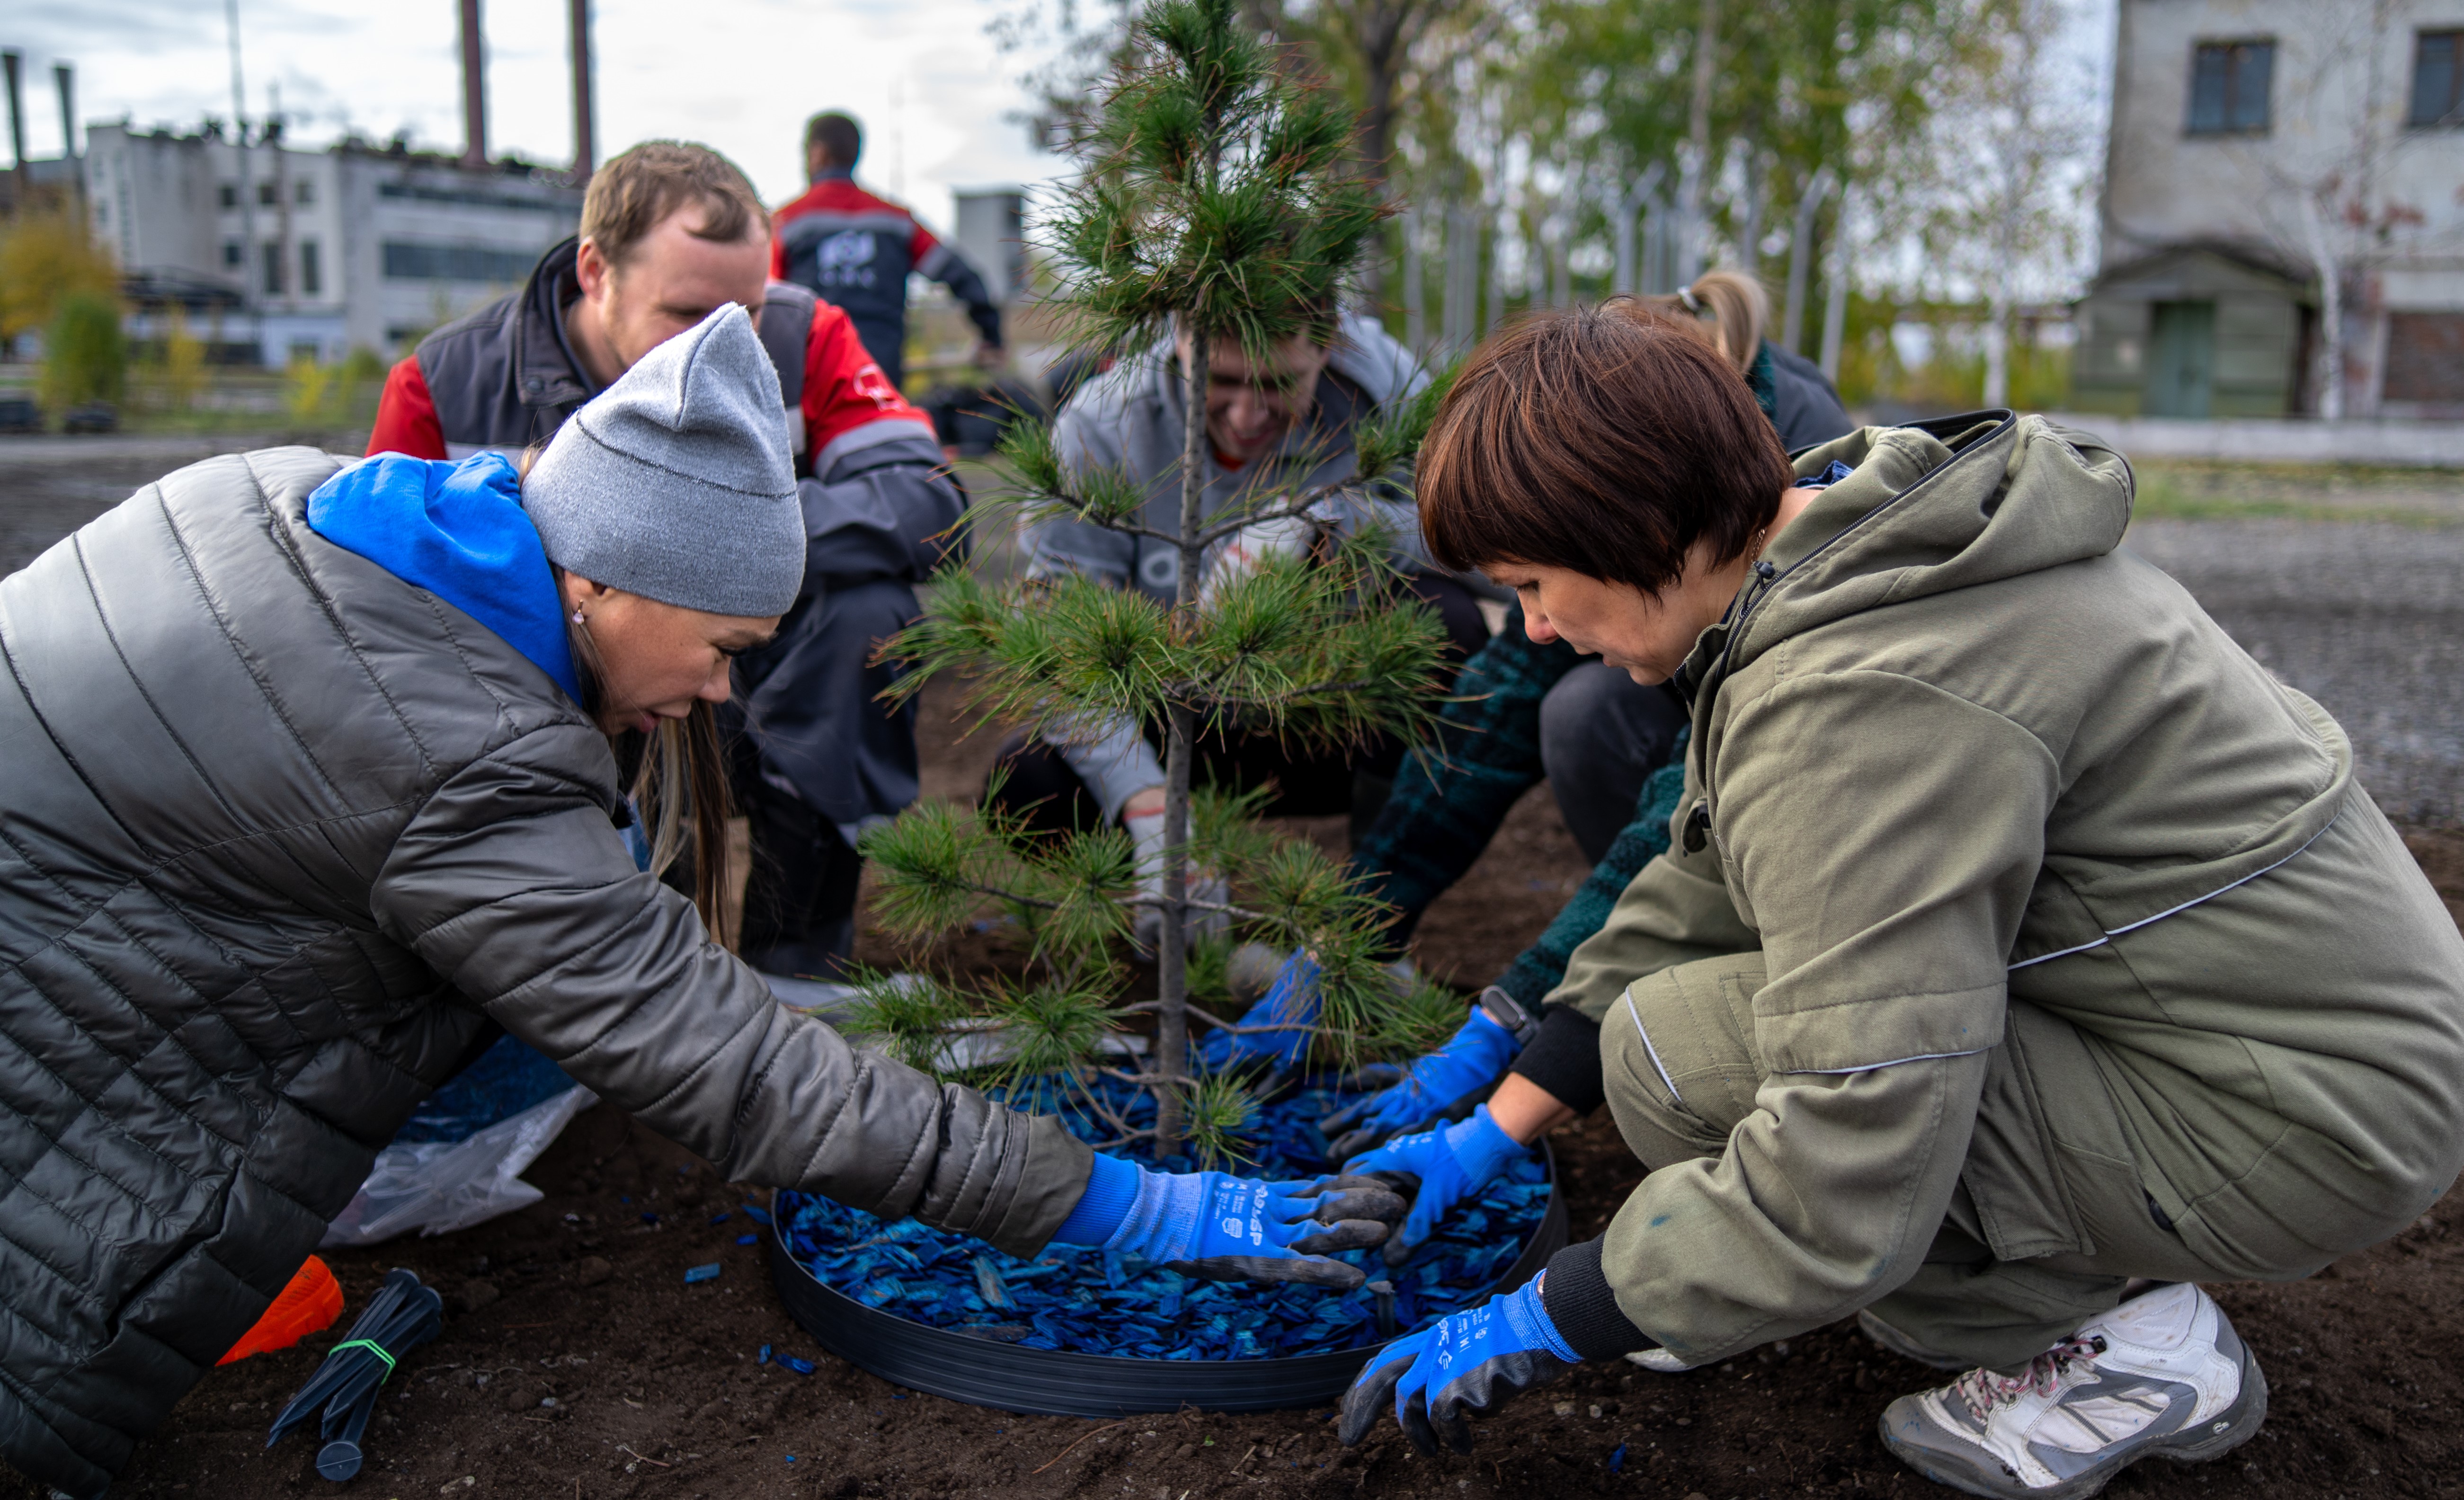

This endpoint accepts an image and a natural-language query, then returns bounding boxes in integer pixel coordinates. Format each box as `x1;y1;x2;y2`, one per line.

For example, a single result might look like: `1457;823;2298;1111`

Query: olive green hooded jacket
1542;413;2464;1365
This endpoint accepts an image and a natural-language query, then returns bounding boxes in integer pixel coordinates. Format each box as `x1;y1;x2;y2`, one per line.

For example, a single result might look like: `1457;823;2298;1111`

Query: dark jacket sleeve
801;428;970;588
1347;604;1584;942
1766;343;1854;452
368;721;1090;1256
916;240;1005;348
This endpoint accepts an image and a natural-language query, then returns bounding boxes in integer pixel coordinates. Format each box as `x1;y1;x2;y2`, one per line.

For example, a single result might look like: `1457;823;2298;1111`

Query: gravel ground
0;434;365;579
2126;516;2464;826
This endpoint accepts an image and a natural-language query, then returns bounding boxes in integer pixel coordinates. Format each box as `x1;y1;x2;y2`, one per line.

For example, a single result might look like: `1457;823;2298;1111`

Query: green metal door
2146;300;2216;417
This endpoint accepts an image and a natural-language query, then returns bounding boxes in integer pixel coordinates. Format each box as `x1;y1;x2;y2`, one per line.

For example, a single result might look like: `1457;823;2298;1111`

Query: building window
219;183;237;209
299;240;322;297
380;240;543;284
2188;40;2274;134
2413;32;2464;126
223;241;242;267
262;241;286;296
294;178;315;205
2384;313;2464;402
258;180;277;207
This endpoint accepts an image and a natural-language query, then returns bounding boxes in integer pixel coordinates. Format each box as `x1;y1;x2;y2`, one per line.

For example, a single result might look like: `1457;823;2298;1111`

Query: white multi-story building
2073;0;2464;418
83;122;583;367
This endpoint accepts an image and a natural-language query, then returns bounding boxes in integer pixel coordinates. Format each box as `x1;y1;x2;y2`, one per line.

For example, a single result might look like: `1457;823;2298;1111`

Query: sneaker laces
1952;1334;2108;1422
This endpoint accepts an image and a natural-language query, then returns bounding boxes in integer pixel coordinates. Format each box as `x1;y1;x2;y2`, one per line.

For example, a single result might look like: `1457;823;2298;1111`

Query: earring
570;608;586;625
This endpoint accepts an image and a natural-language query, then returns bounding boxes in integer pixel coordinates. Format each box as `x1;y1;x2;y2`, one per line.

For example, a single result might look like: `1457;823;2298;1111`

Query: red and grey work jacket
769;170;1003;388
367;235;937;483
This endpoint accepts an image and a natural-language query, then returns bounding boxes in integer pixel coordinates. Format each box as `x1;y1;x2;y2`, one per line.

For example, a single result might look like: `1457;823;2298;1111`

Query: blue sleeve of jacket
917;242;1005;349
1347;604;1584;943
800;429;969;589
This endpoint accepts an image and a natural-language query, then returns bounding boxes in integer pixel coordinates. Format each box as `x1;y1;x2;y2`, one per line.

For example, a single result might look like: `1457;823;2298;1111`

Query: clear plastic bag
321;1036;594;1247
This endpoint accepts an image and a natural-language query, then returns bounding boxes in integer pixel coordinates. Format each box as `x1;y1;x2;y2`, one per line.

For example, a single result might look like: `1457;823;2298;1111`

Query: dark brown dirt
10;693;2464;1500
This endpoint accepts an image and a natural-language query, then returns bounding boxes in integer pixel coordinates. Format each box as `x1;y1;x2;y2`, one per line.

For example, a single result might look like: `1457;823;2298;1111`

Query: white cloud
12;0;1066;231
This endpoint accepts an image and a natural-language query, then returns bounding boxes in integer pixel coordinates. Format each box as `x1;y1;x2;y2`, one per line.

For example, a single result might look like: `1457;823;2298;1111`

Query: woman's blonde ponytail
1637;269;1771;374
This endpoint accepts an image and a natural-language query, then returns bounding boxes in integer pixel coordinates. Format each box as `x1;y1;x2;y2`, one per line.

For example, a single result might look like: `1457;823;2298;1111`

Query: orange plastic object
218;1255;347;1366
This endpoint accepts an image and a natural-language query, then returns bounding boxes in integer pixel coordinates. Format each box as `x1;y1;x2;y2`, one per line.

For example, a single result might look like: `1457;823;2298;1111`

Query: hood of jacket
306;451;583;703
1684;411;2134;716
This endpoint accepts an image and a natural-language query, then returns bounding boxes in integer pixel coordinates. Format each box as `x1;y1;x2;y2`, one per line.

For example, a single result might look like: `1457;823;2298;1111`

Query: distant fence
2037;414;2464;469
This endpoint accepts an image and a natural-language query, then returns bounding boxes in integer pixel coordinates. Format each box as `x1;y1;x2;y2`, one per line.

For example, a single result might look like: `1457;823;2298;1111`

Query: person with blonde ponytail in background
1638;270;1850;458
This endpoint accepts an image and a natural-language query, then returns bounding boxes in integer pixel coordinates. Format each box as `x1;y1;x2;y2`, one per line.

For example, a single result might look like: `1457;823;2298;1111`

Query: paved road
5;446;2457;824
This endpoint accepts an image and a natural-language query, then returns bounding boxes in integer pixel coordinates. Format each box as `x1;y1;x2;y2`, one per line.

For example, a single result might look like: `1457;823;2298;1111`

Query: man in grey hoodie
987;311;1492;900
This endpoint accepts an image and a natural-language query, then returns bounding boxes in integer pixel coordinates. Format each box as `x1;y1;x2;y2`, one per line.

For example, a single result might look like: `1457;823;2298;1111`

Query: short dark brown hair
804;112;863;168
1418;299;1795;596
580;142;767;267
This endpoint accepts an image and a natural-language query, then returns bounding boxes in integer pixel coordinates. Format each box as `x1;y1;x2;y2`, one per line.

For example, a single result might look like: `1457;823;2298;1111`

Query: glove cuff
1051;1150;1146;1246
1537;1238;1657;1360
1451;1104;1533;1183
1508;1006;1608;1116
1500;1276;1583;1363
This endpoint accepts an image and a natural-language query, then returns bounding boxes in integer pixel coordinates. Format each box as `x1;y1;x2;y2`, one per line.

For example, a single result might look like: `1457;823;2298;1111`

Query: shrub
39;292;128;412
0;213;118;346
160;309;209;412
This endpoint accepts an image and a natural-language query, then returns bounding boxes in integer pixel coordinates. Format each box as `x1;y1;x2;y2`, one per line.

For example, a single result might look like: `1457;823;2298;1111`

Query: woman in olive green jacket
1334;300;2464;1500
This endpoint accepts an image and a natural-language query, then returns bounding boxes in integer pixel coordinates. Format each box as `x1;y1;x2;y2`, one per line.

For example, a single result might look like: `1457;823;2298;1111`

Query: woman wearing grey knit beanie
0;305;1400;1496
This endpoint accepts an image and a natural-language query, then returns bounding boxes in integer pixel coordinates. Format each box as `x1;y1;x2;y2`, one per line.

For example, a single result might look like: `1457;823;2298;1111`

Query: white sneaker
1877;1284;2267;1499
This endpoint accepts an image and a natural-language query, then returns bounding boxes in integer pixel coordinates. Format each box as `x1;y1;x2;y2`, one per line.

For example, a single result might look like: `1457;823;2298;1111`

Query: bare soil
9;691;2464;1500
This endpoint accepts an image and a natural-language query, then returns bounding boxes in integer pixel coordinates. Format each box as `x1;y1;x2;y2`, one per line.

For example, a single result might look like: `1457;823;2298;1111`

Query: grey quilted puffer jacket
0;448;1092;1497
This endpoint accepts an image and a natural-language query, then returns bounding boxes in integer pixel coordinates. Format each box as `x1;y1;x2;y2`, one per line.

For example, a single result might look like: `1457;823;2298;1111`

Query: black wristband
1509;1006;1607;1116
1539;1237;1656;1360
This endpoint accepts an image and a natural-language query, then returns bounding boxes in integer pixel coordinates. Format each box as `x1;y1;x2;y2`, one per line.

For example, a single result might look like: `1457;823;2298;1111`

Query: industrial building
6;0;591;369
82;125;582;367
2073;0;2464;418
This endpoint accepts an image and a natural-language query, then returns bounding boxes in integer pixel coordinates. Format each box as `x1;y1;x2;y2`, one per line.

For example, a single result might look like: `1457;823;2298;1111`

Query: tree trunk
2297;191;2346;420
1982;294;2011;408
1677;0;1718;286
1155;322;1211;1158
1818;185;1851;384
1782;165;1834;355
1356;46;1398;307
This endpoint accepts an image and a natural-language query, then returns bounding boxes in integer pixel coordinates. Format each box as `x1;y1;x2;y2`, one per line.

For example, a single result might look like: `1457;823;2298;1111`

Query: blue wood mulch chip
778;1077;1550;1362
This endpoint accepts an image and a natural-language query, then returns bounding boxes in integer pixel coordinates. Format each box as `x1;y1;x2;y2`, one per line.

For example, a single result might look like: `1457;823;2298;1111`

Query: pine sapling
858;0;1459;1162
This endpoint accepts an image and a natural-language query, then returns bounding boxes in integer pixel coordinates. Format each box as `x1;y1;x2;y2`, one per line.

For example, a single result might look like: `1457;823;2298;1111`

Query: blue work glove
1343;1104;1532;1267
1051;1153;1404;1291
1194;950;1319;1074
1337;1274;1579;1454
1320;995;1525;1159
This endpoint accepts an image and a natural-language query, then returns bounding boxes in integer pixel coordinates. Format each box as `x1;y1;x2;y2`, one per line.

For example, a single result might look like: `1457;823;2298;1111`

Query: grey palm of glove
1096;1168;1407;1291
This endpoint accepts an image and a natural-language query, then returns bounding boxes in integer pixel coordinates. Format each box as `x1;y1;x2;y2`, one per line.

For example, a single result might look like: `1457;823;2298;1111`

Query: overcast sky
7;0;1063;231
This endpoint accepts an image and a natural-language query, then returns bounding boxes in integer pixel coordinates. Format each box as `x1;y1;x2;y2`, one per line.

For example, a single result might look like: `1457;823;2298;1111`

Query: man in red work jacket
770;111;1004;390
370;141;960;981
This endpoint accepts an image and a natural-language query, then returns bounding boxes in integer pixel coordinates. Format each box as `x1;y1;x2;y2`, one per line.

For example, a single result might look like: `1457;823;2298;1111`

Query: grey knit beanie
524;303;804;617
